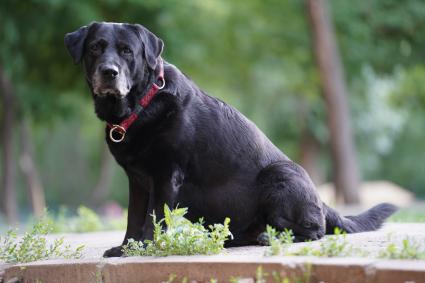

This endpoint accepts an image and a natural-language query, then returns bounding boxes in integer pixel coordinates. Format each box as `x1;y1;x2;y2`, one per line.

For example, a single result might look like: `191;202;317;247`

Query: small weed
164;273;177;283
264;227;352;258
379;237;425;259
313;227;352;257
289;228;352;257
0;215;84;263
263;226;425;260
256;265;268;283
164;265;311;283
122;204;232;256
264;226;294;256
229;276;241;283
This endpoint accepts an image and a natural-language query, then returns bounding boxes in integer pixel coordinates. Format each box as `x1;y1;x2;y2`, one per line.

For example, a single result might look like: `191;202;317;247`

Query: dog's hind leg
257;160;326;243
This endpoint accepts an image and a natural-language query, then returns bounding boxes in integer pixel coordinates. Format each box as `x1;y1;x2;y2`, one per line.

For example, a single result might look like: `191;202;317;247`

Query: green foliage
265;227;352;258
264;225;294;256
263;226;425;260
230;265;311;283
74;206;104;233
307;227;351;257
379;237;425;260
1;0;425;215
293;228;351;257
0;215;84;263
389;207;425;223
122;205;232;256
42;206;127;233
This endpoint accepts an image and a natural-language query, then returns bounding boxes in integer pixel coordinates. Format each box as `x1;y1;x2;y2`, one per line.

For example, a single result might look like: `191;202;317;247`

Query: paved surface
1;223;425;283
47;223;425;259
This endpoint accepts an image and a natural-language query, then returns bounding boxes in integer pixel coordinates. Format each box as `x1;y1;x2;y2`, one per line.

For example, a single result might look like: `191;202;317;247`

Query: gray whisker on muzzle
92;67;130;97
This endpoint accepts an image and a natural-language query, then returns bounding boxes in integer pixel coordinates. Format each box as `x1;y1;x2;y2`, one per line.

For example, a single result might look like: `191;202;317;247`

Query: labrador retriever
65;22;397;257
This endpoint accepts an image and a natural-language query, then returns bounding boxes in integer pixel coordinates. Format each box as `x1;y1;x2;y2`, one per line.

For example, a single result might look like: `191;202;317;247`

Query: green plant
122;205;232;256
256;265;268;283
0;215;84;263
289;228;352;257
379;237;425;260
264;226;294;256
314;227;352;257
256;264;312;283
264;227;353;258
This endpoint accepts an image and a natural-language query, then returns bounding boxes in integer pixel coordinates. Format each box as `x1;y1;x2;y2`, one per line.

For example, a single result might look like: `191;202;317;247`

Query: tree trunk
0;65;18;223
299;128;323;186
20;116;46;217
91;142;114;206
306;0;360;204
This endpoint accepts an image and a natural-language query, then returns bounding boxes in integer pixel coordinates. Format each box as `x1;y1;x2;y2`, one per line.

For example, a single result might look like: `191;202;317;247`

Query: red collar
107;58;165;143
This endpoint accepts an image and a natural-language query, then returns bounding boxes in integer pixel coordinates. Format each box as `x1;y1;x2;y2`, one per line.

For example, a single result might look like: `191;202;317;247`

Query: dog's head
65;22;163;121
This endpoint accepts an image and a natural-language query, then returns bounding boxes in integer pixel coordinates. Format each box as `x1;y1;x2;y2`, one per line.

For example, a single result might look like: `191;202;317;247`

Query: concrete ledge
0;264;11;283
2;224;425;282
3;259;100;283
3;256;425;283
373;260;425;283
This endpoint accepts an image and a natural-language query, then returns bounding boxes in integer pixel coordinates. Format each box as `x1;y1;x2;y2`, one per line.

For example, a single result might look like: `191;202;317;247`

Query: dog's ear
130;24;164;70
64;25;89;64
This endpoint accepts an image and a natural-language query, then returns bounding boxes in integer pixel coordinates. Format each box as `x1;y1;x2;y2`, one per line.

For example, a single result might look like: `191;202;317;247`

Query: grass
122;204;232;256
0;215;84;264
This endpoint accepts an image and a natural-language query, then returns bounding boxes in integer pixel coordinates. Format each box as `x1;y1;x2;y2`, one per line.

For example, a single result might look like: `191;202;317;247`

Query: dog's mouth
93;82;132;98
95;88;123;97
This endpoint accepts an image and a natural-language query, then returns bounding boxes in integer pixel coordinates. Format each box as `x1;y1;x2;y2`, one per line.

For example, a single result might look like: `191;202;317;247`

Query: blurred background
1;0;425;227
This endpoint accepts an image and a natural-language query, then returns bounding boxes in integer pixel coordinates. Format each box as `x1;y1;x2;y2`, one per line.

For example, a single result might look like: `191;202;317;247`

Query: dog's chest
106;128;181;171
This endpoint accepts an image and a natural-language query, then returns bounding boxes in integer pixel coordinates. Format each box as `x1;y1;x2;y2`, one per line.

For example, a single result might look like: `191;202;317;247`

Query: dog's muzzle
100;64;119;81
92;63;130;97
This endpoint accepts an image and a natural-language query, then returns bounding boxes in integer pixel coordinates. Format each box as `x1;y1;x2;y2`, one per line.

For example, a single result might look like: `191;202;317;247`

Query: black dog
65;22;397;257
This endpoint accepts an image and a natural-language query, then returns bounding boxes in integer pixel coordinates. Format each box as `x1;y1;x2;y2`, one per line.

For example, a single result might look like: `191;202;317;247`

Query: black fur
64;22;398;257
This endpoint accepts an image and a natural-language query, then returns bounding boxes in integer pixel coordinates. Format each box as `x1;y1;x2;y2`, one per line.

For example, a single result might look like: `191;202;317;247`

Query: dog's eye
121;47;132;55
303;222;313;229
90;43;101;54
90;44;100;51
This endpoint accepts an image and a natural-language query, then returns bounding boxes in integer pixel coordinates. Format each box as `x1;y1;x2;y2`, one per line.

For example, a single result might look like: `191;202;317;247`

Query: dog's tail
324;203;398;234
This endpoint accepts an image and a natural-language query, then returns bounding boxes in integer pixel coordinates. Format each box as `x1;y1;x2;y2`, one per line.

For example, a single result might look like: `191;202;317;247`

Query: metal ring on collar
156;77;165;90
109;125;126;143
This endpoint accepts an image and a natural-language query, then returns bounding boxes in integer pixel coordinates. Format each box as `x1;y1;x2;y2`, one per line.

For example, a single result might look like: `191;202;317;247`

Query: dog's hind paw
257;232;270;246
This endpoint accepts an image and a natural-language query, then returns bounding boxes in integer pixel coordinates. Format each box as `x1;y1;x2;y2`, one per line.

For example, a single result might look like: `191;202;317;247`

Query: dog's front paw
103;246;124;257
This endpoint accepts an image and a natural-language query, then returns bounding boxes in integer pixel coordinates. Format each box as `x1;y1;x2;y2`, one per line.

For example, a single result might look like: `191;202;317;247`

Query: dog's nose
100;65;118;80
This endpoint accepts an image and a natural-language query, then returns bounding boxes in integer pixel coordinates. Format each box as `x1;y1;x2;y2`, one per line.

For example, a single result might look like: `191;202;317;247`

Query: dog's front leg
103;176;150;257
142;166;183;241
